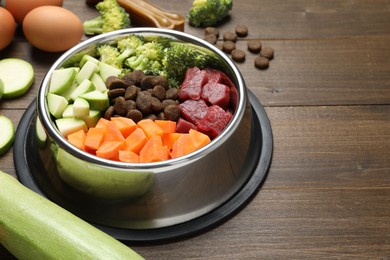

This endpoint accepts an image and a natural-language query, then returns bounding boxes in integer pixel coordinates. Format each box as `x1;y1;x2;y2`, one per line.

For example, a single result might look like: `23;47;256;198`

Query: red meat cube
179;99;209;125
178;67;208;101
201;82;231;109
176;118;197;133
197;105;233;139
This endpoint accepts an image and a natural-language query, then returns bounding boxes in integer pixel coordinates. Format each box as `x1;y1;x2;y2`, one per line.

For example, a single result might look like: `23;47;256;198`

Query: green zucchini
0;171;144;260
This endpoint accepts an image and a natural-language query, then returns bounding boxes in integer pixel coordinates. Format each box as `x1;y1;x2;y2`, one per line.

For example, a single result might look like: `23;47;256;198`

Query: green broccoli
124;42;165;74
188;0;233;27
83;0;130;35
97;44;122;69
116;35;145;63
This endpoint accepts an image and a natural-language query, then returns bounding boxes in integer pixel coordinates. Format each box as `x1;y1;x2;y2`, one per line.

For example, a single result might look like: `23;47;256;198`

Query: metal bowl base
14;90;273;243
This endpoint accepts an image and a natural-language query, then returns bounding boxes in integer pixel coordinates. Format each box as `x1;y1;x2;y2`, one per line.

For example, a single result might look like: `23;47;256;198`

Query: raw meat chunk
197;105;233;139
178;67;208;101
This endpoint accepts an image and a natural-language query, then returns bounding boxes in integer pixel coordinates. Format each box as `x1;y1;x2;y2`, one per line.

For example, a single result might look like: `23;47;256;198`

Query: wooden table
1;0;390;259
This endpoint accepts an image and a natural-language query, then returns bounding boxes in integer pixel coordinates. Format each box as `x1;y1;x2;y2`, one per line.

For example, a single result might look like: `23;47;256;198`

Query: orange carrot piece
162;132;182;150
111;117;137;138
189;129;211;149
118;150;140;163
124;127;148;154
137;119;164;138
95;117;110;129
139;135;167;163
103;121;125;142
155;120;177;134
84;127;106;150
96;141;124;160
67;129;86;151
171;134;196;159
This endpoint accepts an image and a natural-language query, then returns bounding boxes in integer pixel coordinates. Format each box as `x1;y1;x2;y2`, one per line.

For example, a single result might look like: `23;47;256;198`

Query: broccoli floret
83;0;130;35
97;44;122;69
116;35;145;63
188;0;233;27
162;41;222;86
124;41;165;74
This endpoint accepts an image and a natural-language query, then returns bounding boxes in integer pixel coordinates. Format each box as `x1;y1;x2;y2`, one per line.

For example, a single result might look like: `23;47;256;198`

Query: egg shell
23;6;83;53
3;0;63;24
0;7;16;51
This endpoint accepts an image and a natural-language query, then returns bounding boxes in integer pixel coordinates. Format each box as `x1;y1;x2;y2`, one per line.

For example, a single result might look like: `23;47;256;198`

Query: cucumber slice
49;68;77;95
0;58;34;98
0;115;15;155
47;93;69;119
73;97;90;117
35;117;47;147
90;73;107;92
62;105;75;118
76;61;99;84
69;79;94;102
55;118;87;137
78;109;100;128
80;90;109;111
98;62;121;82
0;78;4;100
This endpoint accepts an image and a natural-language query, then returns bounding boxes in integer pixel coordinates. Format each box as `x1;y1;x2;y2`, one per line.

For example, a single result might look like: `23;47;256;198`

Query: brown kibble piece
113;96;128;116
231;49;246;63
254;56;269;70
151;85;166;100
125;100;137;111
124;85;138;100
122;70;145;86
247;40;262;53
204;27;219;37
151;96;163;112
222;40;236;54
106;76;126;90
260;47;274;60
165;87;178;100
162;99;177;109
223;31;237;42
107;88;126;99
204;34;218;45
235;25;248;37
136;92;153;114
164;104;181;121
152;76;169;90
104;106;115;119
140;75;155;90
127;109;143;123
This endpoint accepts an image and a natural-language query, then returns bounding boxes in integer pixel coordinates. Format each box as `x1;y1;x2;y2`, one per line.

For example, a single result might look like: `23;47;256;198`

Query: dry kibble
231;49;246;63
107;88;126;99
222;40;236;54
260;47;274;60
124;85;138;100
204;27;219;37
223;31;237;42
235;25;248;37
127;109;143;123
254;56;269;70
106;76;126;90
165;87;178;100
204;34;218;44
247;40;262;53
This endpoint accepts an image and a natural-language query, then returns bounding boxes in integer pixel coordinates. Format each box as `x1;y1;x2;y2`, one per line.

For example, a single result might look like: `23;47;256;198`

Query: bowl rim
37;27;248;170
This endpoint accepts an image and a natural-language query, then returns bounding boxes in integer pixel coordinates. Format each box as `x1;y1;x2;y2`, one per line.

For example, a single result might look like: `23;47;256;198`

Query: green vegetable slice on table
0;58;34;98
0;171;144;260
0;115;14;155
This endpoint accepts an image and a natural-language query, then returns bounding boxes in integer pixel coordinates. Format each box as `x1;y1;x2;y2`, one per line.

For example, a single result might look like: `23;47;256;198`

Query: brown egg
0;7;16;51
3;0;63;24
23;6;83;53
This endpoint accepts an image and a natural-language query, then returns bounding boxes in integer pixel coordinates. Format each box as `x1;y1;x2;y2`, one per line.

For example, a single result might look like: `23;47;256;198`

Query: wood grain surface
1;0;390;259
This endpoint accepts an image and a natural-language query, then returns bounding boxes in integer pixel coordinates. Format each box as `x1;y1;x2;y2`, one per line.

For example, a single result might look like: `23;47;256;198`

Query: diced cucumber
90;73;107;92
69;79;95;102
77;109;101;128
61;82;78;102
62;105;74;118
79;54;99;68
76;61;99;84
0;78;3;100
49;68;77;95
35;117;47;147
98;62;121;82
0;115;15;155
0;58;34;98
55;118;87;137
47;93;69;119
73;97;90;117
80;90;109;111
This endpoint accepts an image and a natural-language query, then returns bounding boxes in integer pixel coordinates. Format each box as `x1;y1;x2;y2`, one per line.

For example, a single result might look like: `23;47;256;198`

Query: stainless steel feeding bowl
36;28;254;229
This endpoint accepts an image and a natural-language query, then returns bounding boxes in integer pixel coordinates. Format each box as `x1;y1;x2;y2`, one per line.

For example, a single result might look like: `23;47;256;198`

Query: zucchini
0;171;144;260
